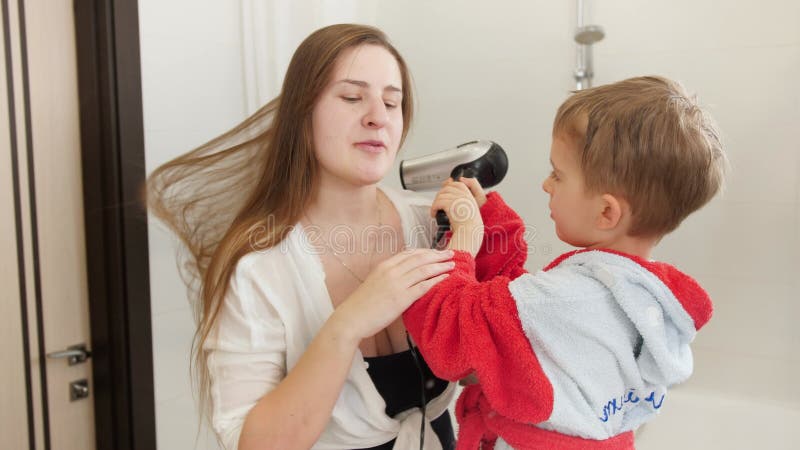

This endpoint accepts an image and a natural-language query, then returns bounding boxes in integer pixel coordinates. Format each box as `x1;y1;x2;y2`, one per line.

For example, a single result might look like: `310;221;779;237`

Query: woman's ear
596;194;625;230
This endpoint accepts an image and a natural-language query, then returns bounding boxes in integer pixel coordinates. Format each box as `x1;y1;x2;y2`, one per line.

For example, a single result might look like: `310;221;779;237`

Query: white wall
142;1;799;449
140;0;246;448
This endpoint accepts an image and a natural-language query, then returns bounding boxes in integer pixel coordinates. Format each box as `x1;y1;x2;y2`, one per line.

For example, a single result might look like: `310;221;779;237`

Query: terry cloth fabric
403;192;712;450
204;184;455;450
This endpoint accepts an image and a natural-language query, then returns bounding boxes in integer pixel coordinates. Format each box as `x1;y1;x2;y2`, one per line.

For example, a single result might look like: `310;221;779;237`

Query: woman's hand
331;248;455;342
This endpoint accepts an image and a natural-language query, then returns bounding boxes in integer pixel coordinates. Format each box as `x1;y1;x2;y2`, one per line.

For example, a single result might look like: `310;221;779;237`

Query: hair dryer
399;140;508;246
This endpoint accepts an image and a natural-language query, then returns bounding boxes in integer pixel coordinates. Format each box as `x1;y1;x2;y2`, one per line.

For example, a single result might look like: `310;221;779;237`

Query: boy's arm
403;250;554;424
474;192;528;281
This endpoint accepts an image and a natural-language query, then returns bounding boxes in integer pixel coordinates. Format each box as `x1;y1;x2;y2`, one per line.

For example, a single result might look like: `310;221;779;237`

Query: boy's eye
549;170;559;181
384;102;398;109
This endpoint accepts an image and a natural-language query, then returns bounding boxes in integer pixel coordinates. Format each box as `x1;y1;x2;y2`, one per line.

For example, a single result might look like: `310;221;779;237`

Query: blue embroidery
599;389;663;422
645;391;665;409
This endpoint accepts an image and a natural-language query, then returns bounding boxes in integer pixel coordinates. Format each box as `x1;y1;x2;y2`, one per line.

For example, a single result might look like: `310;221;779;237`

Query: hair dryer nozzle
399;140;508;191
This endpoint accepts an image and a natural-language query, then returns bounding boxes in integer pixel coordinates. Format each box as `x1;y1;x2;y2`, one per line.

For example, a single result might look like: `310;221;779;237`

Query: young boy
403;76;727;450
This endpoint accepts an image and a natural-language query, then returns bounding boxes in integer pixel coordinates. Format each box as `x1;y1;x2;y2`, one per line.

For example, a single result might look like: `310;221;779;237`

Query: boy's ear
596;194;625;230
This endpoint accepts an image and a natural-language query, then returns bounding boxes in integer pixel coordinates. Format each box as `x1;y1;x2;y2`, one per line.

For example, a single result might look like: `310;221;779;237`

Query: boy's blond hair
553;76;727;238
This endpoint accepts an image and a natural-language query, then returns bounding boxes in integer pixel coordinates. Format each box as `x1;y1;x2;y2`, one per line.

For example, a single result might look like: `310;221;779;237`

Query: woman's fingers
343;249;454;338
401;260;455;285
409;273;450;299
391;248;454;276
378;247;449;270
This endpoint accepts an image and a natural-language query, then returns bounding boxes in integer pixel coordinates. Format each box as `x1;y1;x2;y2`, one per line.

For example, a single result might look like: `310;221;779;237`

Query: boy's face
542;134;602;247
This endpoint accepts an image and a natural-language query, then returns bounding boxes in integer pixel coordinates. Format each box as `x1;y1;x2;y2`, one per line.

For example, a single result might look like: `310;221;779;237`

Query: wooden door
1;0;96;448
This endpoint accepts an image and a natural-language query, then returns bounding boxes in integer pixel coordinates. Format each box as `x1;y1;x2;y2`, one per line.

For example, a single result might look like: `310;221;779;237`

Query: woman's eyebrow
338;79;402;93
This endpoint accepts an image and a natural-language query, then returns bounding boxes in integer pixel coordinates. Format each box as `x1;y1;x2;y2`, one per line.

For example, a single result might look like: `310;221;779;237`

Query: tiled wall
143;1;799;448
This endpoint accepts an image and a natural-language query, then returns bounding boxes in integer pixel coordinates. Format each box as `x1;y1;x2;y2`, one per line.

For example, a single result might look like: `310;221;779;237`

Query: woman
147;24;457;450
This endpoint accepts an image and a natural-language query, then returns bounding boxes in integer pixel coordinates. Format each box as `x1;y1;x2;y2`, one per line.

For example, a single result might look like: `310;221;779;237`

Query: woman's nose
362;98;388;129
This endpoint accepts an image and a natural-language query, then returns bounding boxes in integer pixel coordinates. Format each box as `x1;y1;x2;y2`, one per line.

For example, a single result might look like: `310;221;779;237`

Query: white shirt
205;185;456;450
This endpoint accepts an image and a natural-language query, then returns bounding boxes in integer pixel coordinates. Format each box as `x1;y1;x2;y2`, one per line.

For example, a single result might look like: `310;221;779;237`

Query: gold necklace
305;193;382;283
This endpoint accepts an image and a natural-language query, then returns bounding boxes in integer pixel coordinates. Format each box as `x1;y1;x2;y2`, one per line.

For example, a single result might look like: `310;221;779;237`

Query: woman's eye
341;96;360;103
384;102;398;109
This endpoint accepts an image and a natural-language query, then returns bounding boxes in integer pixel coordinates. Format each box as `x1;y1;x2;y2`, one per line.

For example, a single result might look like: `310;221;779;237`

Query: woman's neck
305;178;382;226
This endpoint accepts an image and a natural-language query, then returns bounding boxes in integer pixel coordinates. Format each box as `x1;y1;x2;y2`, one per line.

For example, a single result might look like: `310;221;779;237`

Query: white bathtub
635;349;800;449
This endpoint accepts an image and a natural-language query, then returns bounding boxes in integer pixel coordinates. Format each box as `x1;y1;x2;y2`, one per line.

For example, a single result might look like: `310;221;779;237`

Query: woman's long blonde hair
145;24;414;422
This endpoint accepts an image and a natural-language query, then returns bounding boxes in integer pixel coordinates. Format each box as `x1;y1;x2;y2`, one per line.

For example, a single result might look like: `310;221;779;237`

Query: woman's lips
355;141;386;153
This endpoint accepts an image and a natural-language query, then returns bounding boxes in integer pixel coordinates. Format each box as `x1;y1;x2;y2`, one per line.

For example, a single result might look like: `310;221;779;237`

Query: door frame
73;1;156;449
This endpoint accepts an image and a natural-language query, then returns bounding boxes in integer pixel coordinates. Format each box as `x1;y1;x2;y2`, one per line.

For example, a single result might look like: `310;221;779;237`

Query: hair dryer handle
433;210;450;248
432;166;474;247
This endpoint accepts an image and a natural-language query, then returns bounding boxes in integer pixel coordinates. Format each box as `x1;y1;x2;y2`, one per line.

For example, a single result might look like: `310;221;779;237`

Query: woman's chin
354;167;392;185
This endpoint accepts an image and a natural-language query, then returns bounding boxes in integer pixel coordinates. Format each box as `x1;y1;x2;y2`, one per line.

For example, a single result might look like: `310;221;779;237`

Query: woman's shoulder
224;226;317;317
380;184;434;224
380;184;437;248
232;225;310;284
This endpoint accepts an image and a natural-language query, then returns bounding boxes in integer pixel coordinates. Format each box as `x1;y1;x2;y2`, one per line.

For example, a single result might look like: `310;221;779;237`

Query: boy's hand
430;178;484;256
458;177;488;208
430;178;483;228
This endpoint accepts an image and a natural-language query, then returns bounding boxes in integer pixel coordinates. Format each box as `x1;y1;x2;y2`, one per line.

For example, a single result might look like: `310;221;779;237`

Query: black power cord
406;332;427;450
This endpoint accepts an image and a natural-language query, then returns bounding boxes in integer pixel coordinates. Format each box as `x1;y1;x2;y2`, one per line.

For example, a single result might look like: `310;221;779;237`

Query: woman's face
311;44;404;187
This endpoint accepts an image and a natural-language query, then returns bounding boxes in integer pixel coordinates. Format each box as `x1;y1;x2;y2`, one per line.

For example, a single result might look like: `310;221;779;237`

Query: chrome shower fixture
574;0;605;90
575;24;605;45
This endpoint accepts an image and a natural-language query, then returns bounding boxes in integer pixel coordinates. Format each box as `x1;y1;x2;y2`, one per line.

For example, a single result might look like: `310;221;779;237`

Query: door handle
46;343;92;366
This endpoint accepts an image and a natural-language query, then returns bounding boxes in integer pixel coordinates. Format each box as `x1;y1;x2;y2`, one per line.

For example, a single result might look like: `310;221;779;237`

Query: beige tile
139;0;241;44
596;0;800;55
152;307;196;404
720;129;798;206
156;393;221;450
148;223;194;317
598;45;799;129
685;348;800;407
687;275;800;362
655;200;799;285
140;39;246;134
636;388;800;450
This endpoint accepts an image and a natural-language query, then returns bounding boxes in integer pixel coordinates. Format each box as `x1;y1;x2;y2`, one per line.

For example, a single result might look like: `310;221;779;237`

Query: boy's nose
542;177;551;193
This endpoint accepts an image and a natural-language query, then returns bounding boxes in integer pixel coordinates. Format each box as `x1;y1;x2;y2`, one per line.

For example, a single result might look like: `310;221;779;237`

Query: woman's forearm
237;314;360;450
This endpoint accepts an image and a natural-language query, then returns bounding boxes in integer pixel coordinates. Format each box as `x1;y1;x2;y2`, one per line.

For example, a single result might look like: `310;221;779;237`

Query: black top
359;348;455;450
